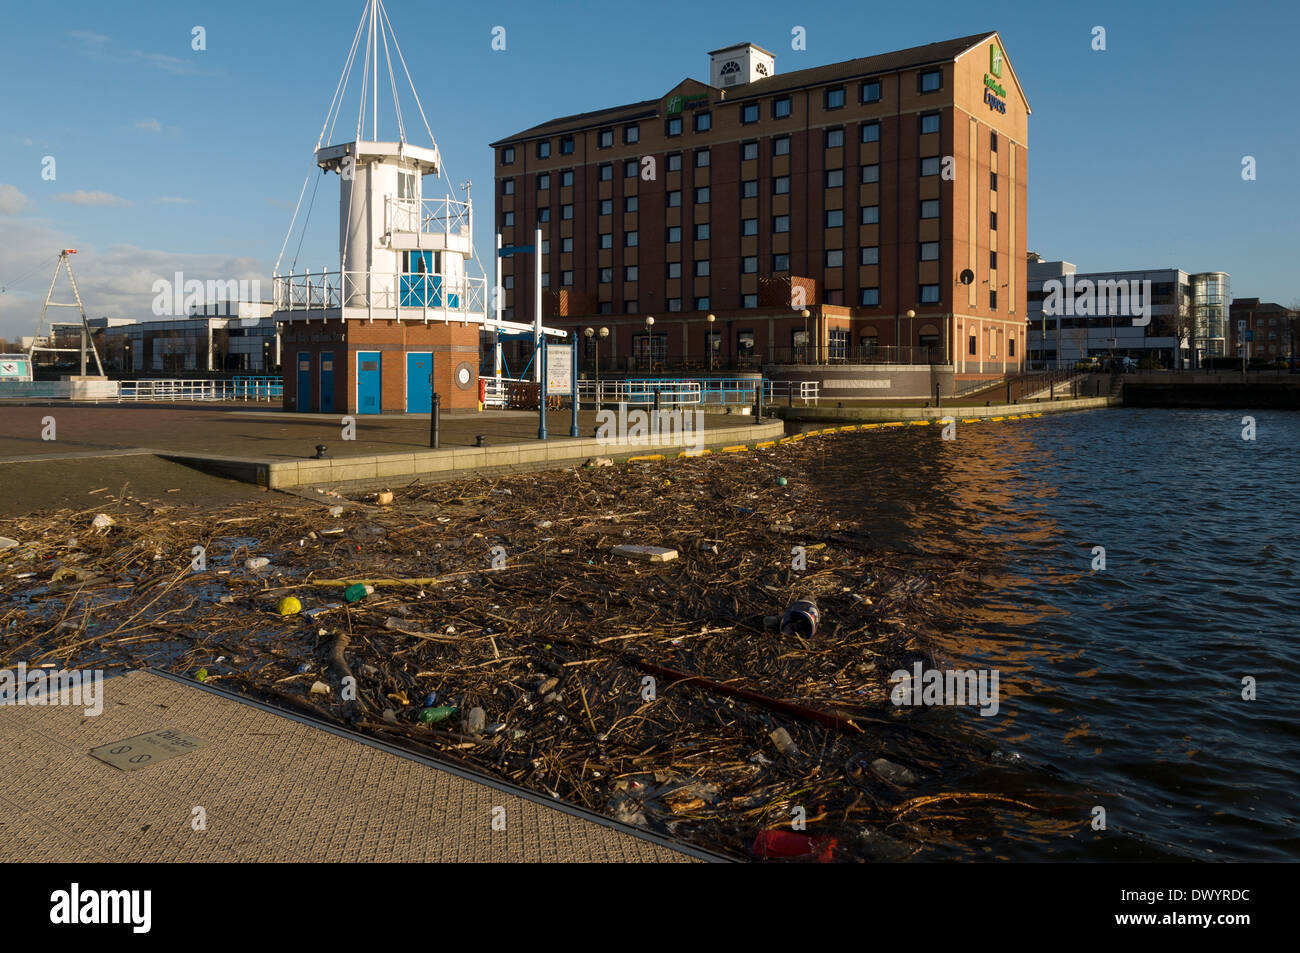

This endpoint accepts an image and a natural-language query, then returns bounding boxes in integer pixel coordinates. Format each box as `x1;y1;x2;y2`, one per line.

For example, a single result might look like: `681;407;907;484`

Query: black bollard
430;393;441;449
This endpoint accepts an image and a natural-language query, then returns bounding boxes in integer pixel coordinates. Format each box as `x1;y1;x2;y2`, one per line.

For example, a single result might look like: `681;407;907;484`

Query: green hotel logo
666;95;683;115
989;44;1003;78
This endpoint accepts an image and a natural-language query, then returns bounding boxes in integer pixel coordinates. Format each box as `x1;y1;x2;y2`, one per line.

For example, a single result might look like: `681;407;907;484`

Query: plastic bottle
418;705;458;725
343;583;374;603
779;598;819;638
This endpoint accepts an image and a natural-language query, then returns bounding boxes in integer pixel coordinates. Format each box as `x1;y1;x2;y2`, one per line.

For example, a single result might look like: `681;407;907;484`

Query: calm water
810;407;1299;861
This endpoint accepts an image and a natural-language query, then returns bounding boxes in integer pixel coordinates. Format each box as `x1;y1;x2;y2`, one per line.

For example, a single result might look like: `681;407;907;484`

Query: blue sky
1;0;1297;339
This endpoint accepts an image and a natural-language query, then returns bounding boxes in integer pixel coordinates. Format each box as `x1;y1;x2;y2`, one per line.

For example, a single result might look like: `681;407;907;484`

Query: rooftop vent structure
708;43;775;88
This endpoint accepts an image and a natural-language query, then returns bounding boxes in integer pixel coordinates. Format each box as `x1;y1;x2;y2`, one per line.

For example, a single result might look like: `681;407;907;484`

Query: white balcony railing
273;268;487;318
387;195;471;240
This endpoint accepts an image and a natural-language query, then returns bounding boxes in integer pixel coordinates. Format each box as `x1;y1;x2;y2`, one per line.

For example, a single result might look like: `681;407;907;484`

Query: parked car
1074;357;1101;371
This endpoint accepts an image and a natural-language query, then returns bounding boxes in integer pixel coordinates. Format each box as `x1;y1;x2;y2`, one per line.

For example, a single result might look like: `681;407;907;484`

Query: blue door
320;351;335;413
406;352;432;413
296;352;311;412
357;351;381;414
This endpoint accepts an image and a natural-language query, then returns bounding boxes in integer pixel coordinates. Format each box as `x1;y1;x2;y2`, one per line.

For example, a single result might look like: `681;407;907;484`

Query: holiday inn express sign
984;42;1007;114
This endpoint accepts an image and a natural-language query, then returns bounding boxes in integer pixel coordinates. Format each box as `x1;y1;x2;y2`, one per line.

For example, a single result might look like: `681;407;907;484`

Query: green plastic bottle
343;583;374;603
419;705;458;725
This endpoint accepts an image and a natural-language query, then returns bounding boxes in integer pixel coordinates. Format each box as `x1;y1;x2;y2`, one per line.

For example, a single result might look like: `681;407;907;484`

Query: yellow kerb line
626;454;666;462
721;445;750;453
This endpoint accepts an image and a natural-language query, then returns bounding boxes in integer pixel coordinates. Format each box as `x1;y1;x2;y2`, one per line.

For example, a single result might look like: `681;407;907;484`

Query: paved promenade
0;670;707;863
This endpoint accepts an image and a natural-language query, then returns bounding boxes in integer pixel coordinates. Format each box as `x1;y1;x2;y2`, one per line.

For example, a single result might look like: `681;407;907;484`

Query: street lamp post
645;315;655;372
800;308;811;363
707;313;716;371
905;309;916;363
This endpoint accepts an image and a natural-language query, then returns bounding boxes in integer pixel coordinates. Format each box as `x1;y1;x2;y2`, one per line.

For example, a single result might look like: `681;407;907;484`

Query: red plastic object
750;829;838;862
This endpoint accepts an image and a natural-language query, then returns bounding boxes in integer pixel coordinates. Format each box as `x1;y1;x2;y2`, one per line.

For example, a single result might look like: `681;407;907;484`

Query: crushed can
779;598;819;638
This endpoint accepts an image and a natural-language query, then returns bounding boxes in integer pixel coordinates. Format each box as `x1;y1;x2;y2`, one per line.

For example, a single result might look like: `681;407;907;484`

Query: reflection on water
810;408;1299;861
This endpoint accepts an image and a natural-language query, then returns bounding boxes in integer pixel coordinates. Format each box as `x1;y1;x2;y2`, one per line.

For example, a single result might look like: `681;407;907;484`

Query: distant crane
26;249;105;377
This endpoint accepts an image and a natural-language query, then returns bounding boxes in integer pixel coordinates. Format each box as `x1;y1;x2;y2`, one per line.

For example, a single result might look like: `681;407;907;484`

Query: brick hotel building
491;32;1029;386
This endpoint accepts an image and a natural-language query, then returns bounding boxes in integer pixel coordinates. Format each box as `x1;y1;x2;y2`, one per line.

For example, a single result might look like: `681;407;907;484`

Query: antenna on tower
27;250;105;378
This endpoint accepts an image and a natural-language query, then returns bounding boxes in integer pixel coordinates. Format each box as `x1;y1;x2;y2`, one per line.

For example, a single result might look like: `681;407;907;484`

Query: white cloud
134;119;162;133
156;196;197;205
67;30;110;46
54;190;132;208
0;184;30;216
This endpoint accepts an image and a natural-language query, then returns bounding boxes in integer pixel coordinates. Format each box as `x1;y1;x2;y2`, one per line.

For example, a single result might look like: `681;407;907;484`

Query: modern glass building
1190;272;1230;361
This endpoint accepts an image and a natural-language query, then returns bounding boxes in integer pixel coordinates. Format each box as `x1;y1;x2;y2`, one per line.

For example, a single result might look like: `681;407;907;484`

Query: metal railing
572;377;820;406
481;375;525;408
576;380;702;405
116;378;283;402
272;269;487;316
386;195;471;240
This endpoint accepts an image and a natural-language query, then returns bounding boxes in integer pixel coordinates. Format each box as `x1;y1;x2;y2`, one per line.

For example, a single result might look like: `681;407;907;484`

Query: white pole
495;233;504;377
370;0;378;141
534;225;542;383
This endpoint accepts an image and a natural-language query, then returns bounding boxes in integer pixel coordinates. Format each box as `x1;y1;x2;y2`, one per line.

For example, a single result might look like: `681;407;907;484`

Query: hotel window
599;199;612;215
743;293;759;308
695;187;710;204
825;169;843;188
990;250;997;269
742;218;758;236
826;127;844;148
667;190;681;207
668;226;682;243
1008;336;1015;356
502;146;515;164
861;164;879;184
990;211;998;230
860;121;880;143
695;223;710;240
538;208;550;222
773;135;790;156
825;86;846;110
599;163;613;181
773;95;791;118
826;249;843;268
624;265;638;281
667;152;682;172
919;69;942;93
860;205;879;225
990;172;998;191
694;112;711;133
504;275;515;289
562;271;574;286
695;260;710;277
919;112;940;135
774;175;790;195
990;131;998;153
624;125;640;144
773;253;791;271
826;209;843;228
695;148;711;168
503;211;515;227
598;302;612;315
560;135;574;154
742;256;758;274
562;237;573;252
920;199;940;219
667;298;682;312
624;300;637;313
624;196;638;212
625;231;639;247
742;103;759;124
561;204;573;220
598;129;613;148
537;173;550;190
599;233;612;249
989;290;997;309
667;261;681;278
541;274;549;287
561;170;574;187
860;79;881;103
502;178;515;195
920;284;940;304
969;335;977;355
773;215;790;233
860;288;880;306
624;159;638;177
860;246;879;265
667;117;683;137
920;241;939;261
920;156;941;177
742;140;759;161
742;180;758;198
536;140;550;159
541;239;550;254
695;296;710;310
599;268;612;283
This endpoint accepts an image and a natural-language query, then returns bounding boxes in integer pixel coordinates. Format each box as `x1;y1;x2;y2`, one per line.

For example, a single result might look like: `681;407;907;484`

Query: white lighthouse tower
271;0;559;414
